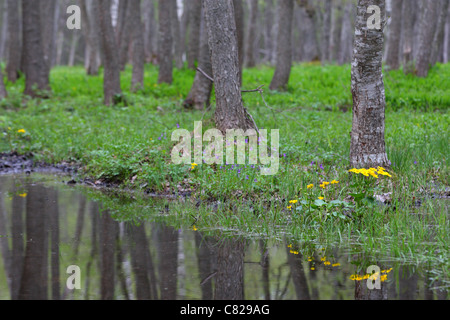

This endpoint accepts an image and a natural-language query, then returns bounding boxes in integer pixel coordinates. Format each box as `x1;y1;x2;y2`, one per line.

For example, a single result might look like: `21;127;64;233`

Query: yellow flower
17;129;26;134
191;163;198;167
192;225;198;231
19;193;27;198
323;181;330;185
289;200;298;204
319;183;326;189
380;274;388;282
321;257;326;261
331;180;339;184
308;258;313;262
332;263;340;267
287;206;292;210
318;197;324;200
311;267;315;271
287;244;292;248
324;261;331;266
307;184;314;189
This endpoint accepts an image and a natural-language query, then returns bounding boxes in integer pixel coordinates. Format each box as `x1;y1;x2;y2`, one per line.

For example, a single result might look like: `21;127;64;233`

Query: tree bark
338;0;354;65
269;0;294;91
22;0;50;98
6;0;21;83
385;0;403;70
39;0;57;74
350;0;389;169
204;0;257;133
81;0;101;75
158;0;173;84
187;0;202;69
183;8;212;110
416;0;440;77
321;0;332;63
245;0;259;68
118;1;133;70
129;0;145;91
233;0;245;82
98;0;122;105
143;0;157;63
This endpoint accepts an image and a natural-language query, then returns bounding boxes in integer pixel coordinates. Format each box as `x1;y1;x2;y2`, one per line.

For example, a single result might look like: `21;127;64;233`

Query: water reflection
0;174;447;300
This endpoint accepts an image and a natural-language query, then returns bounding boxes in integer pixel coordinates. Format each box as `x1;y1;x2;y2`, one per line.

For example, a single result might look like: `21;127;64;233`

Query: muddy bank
0;152;76;175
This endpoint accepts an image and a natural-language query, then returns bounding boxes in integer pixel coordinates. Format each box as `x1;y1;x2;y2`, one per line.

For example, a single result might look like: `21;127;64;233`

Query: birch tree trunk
158;0;173;84
204;0;256;133
6;0;21;83
350;0;389;168
385;0;403;69
98;0;122;105
416;0;440;77
269;0;294;91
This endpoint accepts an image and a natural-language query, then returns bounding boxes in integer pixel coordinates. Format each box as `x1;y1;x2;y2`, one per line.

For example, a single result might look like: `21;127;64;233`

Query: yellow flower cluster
17;129;26;134
349;268;393;281
348;167;392;178
191;163;198;170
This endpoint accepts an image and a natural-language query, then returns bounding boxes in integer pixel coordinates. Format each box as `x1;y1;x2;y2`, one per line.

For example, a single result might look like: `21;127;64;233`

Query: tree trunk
129;0;145;91
6;0;21;83
385;0;403;70
183;8;212;110
22;0;50;98
81;0;101;75
204;0;256;133
269;0;294;91
245;0;259;68
98;0;122;105
143;0;157;63
39;0;57;74
118;1;133;70
401;0;415;74
321;0;332;63
187;0;202;69
338;0;354;65
430;0;450;66
350;0;389;169
171;0;183;69
263;0;274;63
416;0;440;77
158;0;173;84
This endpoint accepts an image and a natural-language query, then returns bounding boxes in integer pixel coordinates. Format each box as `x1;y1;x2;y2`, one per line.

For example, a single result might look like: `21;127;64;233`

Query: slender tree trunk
158;0;173;84
22;0;50;98
245;0;259;68
269;0;294;91
263;0;274;63
0;0;7;61
385;0;403;69
129;0;145;91
143;0;157;63
430;0;450;66
6;0;21;83
204;0;256;133
401;0;415;74
81;0;101;75
39;0;57;75
118;1;133;70
171;0;183;69
416;0;440;77
184;8;212;110
321;0;332;63
350;0;389;168
187;0;202;69
98;0;122;105
338;0;354;65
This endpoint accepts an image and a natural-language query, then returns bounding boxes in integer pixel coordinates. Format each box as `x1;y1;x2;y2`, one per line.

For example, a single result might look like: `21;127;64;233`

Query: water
0;174;447;300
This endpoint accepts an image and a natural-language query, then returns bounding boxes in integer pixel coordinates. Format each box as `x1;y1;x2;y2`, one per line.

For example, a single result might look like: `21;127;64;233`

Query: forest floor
1;62;449;289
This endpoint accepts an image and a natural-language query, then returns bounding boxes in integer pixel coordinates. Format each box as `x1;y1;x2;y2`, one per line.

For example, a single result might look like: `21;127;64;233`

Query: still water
0;173;447;300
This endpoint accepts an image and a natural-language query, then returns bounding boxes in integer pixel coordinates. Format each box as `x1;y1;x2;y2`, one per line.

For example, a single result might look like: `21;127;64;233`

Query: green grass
0;62;449;290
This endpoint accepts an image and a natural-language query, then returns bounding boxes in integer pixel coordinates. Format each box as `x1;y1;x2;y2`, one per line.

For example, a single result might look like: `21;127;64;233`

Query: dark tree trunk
321;0;332;63
158;0;173;84
245;0;259;68
6;0;21;83
187;0;202;69
118;1;133;70
39;0;57;74
171;0;183;69
157;225;178;300
80;0;101;75
269;0;294;91
183;9;213;110
143;0;157;63
204;0;257;133
99;211;117;300
385;0;403;70
350;0;389;168
338;0;354;65
98;0;122;105
22;0;50;98
129;0;145;91
416;0;440;77
214;238;245;300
